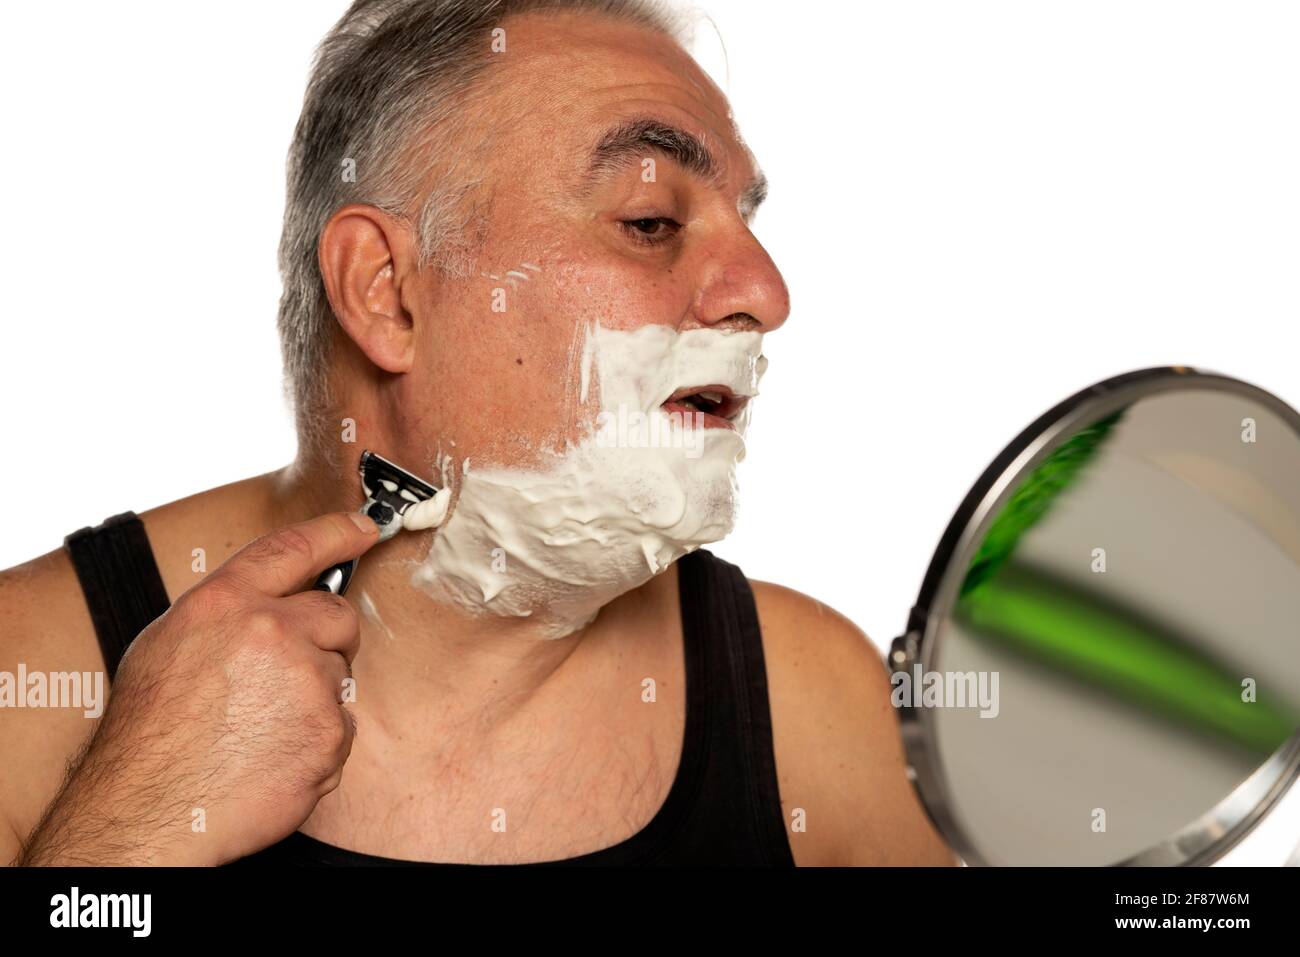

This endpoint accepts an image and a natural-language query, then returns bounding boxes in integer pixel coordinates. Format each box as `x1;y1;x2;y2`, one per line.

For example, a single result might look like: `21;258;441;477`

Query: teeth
697;391;724;404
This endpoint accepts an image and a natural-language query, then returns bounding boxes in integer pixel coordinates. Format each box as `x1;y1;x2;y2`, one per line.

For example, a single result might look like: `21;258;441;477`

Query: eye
619;216;682;246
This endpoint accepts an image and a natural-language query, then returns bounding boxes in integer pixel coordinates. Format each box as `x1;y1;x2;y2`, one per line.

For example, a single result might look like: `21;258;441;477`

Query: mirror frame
889;365;1300;866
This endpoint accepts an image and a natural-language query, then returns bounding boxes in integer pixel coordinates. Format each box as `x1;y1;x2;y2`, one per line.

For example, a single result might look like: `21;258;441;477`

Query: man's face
391;10;790;477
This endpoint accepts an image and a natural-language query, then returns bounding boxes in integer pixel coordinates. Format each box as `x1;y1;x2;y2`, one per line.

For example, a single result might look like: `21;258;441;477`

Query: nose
691;225;791;334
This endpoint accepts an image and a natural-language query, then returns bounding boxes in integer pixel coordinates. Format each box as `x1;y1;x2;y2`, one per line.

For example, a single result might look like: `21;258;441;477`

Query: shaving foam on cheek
409;322;768;640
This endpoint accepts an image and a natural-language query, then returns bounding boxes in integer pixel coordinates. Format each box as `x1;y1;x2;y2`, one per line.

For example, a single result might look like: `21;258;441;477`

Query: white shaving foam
402;486;452;531
409;323;767;639
358;590;395;642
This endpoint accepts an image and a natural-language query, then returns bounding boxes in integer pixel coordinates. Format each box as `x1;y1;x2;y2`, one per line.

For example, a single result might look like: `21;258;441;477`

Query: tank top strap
671;547;795;866
64;511;172;683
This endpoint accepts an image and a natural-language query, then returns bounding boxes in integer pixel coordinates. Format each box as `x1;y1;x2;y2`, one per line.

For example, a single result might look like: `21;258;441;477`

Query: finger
331;703;358;782
307;644;355;730
278;590;363;665
318;644;354;702
324;660;358;767
220;512;380;598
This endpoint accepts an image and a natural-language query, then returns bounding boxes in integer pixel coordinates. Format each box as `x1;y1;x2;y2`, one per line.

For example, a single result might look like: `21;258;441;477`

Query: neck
268;449;669;740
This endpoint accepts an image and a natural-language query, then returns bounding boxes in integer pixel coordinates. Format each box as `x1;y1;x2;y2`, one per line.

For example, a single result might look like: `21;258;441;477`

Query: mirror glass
925;383;1300;865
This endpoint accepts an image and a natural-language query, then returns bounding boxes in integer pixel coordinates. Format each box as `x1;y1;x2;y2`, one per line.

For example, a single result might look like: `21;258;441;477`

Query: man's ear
318;204;419;374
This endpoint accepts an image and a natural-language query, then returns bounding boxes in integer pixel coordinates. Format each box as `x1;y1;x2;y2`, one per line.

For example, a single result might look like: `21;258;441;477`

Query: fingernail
349;511;379;534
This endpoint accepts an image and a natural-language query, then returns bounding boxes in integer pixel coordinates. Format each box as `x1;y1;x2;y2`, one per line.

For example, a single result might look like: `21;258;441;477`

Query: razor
313;450;440;595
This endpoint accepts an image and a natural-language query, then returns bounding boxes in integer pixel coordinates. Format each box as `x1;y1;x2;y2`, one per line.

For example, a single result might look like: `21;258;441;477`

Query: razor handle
314;559;357;595
312;499;395;596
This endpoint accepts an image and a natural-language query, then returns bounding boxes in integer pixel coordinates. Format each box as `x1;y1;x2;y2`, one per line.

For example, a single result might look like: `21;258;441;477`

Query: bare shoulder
0;472;276;856
0;546;107;847
750;579;957;866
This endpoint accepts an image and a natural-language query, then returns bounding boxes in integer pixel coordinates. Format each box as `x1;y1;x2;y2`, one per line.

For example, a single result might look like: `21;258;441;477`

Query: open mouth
661;385;749;430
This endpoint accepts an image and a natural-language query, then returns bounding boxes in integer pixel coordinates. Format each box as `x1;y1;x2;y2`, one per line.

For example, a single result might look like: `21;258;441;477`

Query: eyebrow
582;115;769;221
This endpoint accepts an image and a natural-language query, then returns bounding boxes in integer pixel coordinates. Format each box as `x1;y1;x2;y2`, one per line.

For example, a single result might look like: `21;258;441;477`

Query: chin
407;427;746;638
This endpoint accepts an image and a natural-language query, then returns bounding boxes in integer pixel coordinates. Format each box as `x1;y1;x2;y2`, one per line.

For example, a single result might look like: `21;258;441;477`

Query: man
0;0;955;866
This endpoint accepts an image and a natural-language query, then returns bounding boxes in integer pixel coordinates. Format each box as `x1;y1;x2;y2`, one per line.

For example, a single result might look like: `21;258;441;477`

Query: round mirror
891;366;1300;865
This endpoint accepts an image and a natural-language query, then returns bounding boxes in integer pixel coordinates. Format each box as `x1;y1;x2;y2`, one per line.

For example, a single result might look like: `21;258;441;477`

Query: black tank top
64;511;795;866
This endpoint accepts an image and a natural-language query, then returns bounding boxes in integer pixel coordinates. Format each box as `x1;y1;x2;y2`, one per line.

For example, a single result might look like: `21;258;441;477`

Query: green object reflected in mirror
893;368;1300;866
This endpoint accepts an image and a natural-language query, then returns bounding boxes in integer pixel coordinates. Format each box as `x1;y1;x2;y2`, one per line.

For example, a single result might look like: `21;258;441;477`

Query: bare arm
754;580;959;866
0;548;112;866
5;513;379;866
17;687;219;866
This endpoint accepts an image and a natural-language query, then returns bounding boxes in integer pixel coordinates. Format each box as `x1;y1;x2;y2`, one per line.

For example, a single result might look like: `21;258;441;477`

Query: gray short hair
278;0;693;453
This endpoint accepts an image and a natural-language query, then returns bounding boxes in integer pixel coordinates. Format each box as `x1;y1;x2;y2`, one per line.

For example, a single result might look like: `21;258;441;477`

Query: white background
2;2;1297;864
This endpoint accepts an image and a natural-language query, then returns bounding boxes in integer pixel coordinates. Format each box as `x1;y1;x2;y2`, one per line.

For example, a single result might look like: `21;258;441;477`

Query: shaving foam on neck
409;322;767;639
